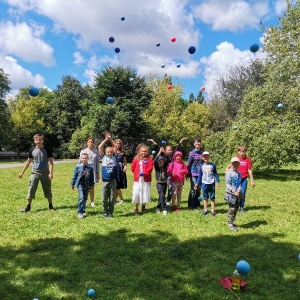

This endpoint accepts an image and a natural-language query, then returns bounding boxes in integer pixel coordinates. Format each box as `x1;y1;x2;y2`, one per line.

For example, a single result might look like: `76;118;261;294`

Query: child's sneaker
240;207;246;214
102;213;108;218
91;202;95;207
156;208;160;213
134;209;139;215
20;205;31;213
142;205;146;212
49;204;55;211
202;211;208;216
118;200;124;205
163;210;167;216
228;225;238;232
175;208;180;213
108;214;114;218
166;202;170;206
211;211;216;217
78;213;84;219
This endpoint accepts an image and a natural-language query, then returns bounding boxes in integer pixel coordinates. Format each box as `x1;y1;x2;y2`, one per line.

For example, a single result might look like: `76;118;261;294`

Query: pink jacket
167;160;188;183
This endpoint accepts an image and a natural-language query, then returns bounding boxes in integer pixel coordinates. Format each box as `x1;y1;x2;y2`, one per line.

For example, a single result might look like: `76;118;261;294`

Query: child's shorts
202;183;216;200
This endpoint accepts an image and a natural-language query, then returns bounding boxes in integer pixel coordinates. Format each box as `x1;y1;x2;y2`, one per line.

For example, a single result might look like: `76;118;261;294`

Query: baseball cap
202;151;210;155
231;157;240;163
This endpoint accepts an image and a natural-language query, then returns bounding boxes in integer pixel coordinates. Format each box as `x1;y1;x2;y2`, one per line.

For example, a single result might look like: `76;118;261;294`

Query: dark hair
85;137;95;143
194;137;202;143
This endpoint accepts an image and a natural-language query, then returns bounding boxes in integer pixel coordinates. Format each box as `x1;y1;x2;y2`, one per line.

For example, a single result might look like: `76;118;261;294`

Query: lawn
0;161;299;300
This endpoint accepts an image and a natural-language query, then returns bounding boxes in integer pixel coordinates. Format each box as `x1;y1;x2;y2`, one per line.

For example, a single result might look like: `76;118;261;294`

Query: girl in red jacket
131;145;154;215
167;151;188;212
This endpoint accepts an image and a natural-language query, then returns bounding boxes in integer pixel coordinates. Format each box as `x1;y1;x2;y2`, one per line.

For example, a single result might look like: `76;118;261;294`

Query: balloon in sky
29;87;39;97
171;37;176;42
156;42;160;47
109;37;115;43
201;86;205;91
161;64;165;68
176;63;181;68
115;47;120;53
188;46;196;54
250;43;259;53
106;97;114;104
121;16;125;21
167;85;172;90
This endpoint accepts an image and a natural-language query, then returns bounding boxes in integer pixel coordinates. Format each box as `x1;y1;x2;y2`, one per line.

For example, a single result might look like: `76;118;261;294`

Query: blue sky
0;0;289;99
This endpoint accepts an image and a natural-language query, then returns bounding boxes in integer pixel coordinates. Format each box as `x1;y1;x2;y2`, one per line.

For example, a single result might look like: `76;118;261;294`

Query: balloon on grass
277;103;283;109
87;289;95;296
233;125;238;130
236;260;250;276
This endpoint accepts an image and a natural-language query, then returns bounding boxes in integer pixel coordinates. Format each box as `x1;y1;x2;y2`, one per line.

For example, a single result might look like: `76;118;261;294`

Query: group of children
19;133;255;232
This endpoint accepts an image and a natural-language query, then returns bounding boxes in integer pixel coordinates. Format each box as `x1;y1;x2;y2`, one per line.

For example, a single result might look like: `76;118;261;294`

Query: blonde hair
105;146;113;155
114;139;125;153
237;145;247;152
135;145;149;159
33;134;44;140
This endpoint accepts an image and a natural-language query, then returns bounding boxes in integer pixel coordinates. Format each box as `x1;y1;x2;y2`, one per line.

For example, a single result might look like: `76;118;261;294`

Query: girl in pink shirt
167;151;188;212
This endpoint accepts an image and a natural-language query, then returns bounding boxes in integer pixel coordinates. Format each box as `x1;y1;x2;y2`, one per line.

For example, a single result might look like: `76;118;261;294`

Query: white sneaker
156;208;161;213
163;210;167;216
78;213;84;219
166;202;170;206
91;202;95;207
118;200;124;204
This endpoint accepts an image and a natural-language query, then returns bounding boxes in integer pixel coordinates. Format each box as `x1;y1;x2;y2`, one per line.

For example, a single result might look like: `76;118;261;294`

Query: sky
0;0;290;99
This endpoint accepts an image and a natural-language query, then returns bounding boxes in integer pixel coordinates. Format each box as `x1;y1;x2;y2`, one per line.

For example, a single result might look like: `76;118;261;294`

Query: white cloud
193;0;269;31
200;41;266;95
274;0;287;16
0;53;46;93
73;51;85;65
0;21;55;66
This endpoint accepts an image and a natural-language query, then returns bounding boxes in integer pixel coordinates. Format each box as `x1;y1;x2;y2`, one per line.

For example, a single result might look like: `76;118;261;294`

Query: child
194;151;220;216
131;145;154;215
98;133;117;218
187;137;204;210
79;137;99;207
71;153;94;218
148;137;187;205
226;146;255;213
154;155;168;215
18;134;55;213
167;151;188;212
225;157;242;232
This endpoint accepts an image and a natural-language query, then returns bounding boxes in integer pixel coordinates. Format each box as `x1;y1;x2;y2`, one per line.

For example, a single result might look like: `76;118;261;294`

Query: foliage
48;76;86;157
8;89;49;153
196;90;204;104
0;68;12;149
188;92;195;103
0;162;300;299
143;76;185;146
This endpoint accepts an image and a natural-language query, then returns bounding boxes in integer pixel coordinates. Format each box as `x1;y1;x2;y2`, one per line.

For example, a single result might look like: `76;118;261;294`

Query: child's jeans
78;184;89;214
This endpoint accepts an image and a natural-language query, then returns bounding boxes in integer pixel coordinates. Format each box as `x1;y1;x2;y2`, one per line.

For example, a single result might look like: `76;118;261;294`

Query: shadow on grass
0;229;299;300
254;169;300;181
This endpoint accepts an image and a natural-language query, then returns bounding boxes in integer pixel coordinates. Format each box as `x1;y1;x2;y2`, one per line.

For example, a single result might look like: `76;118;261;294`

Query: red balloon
201;86;205;91
171;37;176;43
167;85;172;90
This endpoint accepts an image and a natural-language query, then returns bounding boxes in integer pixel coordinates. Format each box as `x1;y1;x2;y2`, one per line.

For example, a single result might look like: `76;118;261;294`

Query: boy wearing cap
154;154;168;215
194;151;220;216
225;157;242;232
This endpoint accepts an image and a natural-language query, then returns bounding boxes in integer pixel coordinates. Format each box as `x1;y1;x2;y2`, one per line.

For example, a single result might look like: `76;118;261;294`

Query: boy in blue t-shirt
98;133;117;218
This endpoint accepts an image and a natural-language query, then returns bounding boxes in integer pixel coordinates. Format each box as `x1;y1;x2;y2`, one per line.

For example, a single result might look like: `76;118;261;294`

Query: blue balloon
115;47;120;53
277;103;283;109
106;97;114;104
250;43;259;53
298;253;300;261
29;87;39;97
176;63;181;68
156;42;160;47
198;196;203;201
161;64;165;68
151;150;156;155
109;36;115;43
161;140;166;145
236;260;250;276
139;172;144;176
87;288;95;296
121;16;125;21
233;125;238;130
188;46;196;54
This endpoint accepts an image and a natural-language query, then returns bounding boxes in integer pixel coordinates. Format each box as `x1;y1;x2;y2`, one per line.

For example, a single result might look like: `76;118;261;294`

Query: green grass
0;162;299;299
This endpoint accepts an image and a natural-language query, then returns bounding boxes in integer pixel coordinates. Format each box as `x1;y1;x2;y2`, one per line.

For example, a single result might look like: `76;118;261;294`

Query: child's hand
194;184;198;190
251;180;255;188
147;138;155;144
233;191;239;197
180;137;188;143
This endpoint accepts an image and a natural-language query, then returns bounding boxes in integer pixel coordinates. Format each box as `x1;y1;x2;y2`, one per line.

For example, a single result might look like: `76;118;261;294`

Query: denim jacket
71;163;94;189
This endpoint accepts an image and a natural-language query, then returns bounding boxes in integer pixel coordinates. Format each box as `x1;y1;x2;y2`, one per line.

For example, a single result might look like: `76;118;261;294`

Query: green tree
69;66;151;155
48;76;85;157
0;68;12;149
8;89;49;156
188;93;195;103
143;76;185;146
196;91;205;104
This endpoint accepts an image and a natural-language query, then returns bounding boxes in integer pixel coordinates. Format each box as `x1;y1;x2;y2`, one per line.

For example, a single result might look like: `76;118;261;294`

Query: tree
0;68;12;149
196;91;204;104
8;88;49;156
47;76;86;157
69;66;152;156
188;93;195;103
